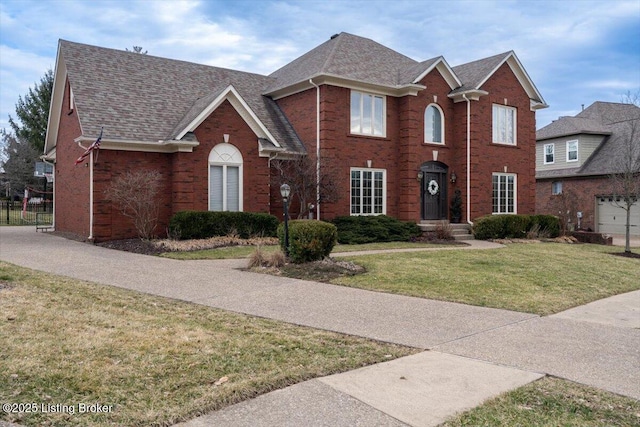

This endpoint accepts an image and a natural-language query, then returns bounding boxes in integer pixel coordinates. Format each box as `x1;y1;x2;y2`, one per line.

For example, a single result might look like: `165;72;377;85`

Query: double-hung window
566;140;578;162
424;104;444;144
351;168;386;215
544;143;554;164
552;181;562;195
209;143;243;212
492;104;516;145
350;91;385;136
492;173;516;214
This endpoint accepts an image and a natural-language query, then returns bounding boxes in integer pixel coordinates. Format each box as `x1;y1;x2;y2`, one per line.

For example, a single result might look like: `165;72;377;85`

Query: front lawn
332;243;640;315
0;262;415;427
443;377;640;427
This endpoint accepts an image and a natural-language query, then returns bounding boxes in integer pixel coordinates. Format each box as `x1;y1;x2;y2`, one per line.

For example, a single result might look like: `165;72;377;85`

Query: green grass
332;243;640;315
0;261;415;426
443;377;640;427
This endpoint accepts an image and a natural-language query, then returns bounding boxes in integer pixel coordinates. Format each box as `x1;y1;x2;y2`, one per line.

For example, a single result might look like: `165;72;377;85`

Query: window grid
351;168;385;215
492;173;516;214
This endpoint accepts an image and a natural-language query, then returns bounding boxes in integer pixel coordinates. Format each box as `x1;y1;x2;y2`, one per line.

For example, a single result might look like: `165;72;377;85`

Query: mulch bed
97;239;165;255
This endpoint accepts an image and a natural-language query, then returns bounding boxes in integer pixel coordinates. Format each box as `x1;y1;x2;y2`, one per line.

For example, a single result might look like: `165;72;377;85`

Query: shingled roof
49;40;305;154
537;102;640;178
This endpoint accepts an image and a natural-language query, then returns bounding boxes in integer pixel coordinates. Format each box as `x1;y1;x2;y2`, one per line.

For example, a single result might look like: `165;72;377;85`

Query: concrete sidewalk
1;227;638;426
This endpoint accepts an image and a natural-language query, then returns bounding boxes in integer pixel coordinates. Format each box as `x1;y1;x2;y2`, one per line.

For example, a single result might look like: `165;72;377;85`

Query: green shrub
278;220;337;263
332;215;421;244
503;214;532;238
169;211;279;240
472;215;505;240
473;214;561;240
531;214;561;238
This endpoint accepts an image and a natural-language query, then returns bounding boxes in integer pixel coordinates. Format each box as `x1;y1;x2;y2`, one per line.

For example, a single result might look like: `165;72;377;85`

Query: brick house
44;33;547;241
535;102;640;235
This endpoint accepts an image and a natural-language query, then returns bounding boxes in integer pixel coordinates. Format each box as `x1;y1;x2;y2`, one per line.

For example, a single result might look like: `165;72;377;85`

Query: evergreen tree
0;130;39;198
8;69;54;153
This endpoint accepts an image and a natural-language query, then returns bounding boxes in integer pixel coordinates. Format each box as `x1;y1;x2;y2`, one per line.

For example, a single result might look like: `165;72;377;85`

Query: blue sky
1;0;639;137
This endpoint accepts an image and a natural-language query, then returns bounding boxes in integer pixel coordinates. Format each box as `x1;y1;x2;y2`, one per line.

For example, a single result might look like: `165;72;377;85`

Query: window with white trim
544;143;554;164
492;104;517;145
424;104;444;144
350;168;386;215
350;91;385;136
492;173;516;214
552;181;562;195
209;143;243;212
566;140;578;162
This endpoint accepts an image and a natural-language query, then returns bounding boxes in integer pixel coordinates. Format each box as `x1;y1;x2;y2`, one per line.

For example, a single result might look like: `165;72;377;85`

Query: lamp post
280;183;291;258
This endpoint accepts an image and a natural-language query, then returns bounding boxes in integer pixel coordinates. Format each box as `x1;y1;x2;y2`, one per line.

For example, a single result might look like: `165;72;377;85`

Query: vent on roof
330;33;339;40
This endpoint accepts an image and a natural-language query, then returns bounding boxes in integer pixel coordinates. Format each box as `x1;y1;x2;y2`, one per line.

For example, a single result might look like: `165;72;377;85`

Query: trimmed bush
332;215;421;244
278;220;337;263
473;214;561;240
531;214;561;238
168;211;279;240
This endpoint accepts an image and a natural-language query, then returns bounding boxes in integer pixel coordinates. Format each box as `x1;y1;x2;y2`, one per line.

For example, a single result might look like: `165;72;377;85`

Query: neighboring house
44;33;547;241
536;102;640;235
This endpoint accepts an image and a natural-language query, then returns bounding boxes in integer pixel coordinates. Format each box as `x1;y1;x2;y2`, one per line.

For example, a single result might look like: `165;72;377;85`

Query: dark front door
421;161;448;220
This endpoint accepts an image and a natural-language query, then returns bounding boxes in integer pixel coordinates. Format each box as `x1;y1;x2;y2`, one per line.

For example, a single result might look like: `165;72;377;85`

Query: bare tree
609;91;640;253
271;155;341;219
126;46;148;54
549;187;579;235
105;170;162;240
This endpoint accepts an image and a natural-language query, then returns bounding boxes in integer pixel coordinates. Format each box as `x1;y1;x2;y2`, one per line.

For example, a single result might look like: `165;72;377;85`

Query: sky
0;0;639;138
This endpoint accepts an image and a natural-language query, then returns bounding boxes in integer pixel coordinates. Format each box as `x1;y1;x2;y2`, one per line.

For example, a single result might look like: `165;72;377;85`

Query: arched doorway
420;161;448;220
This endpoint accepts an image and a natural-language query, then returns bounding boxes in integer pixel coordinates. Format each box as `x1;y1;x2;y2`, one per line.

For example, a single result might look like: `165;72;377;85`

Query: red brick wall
276;64;537;223
468;63;537;219
55;94;271;241
54;79;90;239
536;176;611;231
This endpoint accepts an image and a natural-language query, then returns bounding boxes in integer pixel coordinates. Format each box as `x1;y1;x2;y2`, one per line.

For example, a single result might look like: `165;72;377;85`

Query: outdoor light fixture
450;171;457;183
280;183;291;258
417;171;424;181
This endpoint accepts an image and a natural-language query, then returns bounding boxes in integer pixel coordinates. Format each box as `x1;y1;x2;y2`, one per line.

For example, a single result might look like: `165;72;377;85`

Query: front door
421;161;448;220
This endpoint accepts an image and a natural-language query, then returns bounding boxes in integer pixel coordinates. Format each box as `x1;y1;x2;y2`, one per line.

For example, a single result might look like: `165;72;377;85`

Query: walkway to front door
421;161;448;220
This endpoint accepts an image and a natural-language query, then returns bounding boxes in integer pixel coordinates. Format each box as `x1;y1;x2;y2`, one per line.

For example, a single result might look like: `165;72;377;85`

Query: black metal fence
0;200;53;226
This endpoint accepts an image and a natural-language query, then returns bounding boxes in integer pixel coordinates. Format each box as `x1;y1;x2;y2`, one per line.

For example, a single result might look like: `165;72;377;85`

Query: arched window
424;104;444;144
209;143;243;211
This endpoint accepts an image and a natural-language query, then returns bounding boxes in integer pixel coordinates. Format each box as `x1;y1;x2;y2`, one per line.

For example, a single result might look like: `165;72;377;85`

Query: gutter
77;140;94;240
462;94;473;226
39;155;56;230
309;79;321;220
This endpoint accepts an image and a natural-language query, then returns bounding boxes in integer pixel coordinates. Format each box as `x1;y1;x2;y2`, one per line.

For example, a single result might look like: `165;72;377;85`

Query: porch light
417;171;424;181
280;183;291;258
450;171;457;183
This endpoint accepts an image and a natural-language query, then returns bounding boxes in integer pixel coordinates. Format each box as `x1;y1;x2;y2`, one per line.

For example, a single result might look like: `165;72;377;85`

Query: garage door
597;196;640;235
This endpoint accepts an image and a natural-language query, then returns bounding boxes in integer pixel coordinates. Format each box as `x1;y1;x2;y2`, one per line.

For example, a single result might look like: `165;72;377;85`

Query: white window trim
566;140;578;162
350;167;387;215
552;181;562;195
350;90;386;137
492;104;517;145
544;143;555;164
208;143;243;211
492;172;517;214
424;103;445;145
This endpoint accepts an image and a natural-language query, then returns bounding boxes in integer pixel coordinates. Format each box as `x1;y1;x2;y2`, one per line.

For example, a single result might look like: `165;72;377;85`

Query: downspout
309;79;320;221
462;94;473;226
89;150;94;240
77;140;94;240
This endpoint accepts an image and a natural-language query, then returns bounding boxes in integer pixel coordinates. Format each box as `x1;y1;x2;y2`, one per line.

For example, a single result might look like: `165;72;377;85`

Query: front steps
418;221;473;241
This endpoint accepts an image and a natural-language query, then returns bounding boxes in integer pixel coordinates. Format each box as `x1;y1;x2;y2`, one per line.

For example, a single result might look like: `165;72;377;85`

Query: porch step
418;221;474;240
